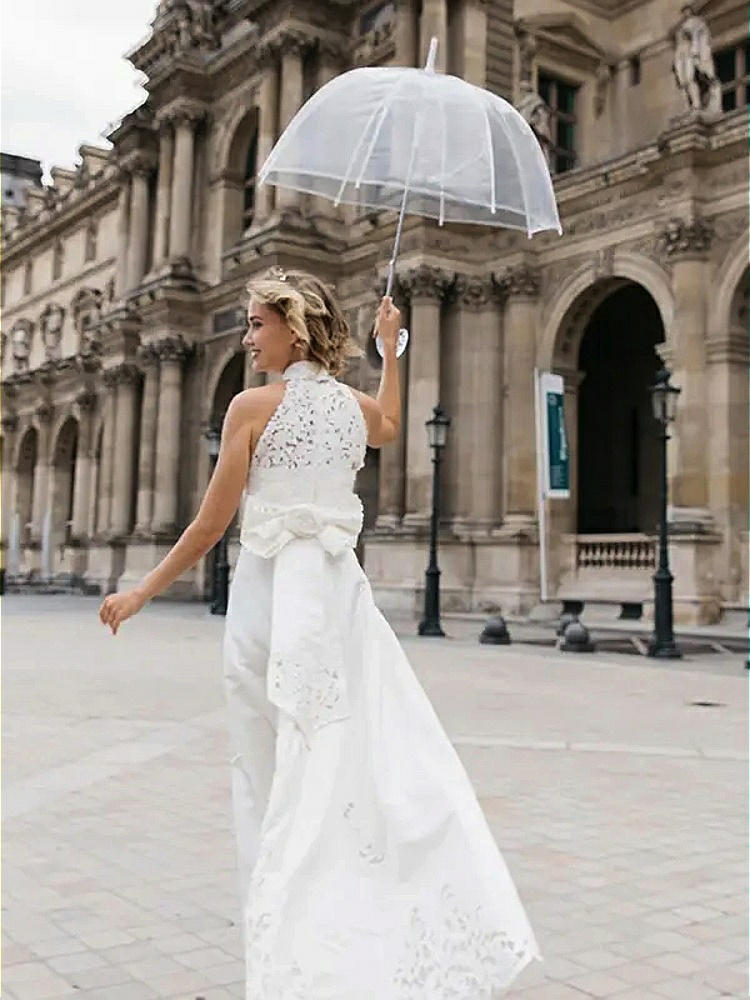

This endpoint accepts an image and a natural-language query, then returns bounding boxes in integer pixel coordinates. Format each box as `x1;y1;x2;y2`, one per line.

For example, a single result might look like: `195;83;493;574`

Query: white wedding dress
222;358;543;999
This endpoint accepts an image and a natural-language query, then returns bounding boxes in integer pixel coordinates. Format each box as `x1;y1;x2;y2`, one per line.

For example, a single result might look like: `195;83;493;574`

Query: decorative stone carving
515;22;536;84
497;262;541;299
35;401;53;424
354;2;396;66
659;216;713;258
672;4;721;114
452;275;500;311
75;388;98;413
396;264;453;303
1;412;19;437
516;81;552;165
40;303;65;361
102;366;121;389
71;287;103;355
156;335;189;363
594;62;611;117
593;245;615;279
111;362;141;386
136;343;161;369
10;319;33;371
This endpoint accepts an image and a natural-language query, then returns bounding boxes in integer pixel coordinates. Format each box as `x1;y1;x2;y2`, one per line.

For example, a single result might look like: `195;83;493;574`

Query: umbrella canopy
259;40;561;238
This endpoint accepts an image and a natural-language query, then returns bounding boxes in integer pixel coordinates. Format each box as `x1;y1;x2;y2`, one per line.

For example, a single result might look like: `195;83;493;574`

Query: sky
2;0;158;181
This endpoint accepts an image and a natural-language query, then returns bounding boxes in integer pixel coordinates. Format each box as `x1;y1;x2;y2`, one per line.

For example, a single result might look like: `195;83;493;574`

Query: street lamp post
648;367;682;659
419;404;451;637
203;425;230;616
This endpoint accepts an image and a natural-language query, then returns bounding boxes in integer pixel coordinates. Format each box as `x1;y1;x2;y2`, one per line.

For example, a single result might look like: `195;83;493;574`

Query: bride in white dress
99;267;543;998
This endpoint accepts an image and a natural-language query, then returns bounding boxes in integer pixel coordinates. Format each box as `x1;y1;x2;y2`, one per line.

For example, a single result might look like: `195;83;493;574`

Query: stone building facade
1;0;747;624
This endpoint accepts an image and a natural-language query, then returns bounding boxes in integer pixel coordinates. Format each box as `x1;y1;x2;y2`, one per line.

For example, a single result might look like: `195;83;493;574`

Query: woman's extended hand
99;588;147;635
374;296;401;356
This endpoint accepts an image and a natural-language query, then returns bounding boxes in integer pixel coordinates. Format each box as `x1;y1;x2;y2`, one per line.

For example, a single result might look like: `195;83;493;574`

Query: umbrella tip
425;36;438;72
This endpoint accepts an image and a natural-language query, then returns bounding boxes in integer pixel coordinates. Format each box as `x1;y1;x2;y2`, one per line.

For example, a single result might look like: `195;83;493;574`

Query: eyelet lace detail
267;649;351;750
392;882;536;998
252;379;367;474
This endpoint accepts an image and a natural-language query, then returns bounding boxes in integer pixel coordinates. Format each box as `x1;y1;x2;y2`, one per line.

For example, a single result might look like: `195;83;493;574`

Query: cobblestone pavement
2;594;747;999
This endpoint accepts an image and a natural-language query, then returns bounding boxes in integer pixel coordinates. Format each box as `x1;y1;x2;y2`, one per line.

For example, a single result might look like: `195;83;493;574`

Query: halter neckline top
282;359;333;382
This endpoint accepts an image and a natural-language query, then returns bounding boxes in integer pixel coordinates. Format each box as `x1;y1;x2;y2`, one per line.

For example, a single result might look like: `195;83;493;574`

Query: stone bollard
479;614;512;645
560;618;596;653
556;611;577;637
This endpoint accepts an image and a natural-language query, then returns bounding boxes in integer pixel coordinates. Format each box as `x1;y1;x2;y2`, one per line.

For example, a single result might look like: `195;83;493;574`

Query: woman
99;267;543;997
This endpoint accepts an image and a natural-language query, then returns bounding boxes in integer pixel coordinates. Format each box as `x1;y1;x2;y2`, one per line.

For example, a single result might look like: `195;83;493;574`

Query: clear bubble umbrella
259;38;562;356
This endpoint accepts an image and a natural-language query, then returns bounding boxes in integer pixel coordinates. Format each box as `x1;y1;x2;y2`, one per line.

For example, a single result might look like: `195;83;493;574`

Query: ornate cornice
155;98;209;127
658;217;714;259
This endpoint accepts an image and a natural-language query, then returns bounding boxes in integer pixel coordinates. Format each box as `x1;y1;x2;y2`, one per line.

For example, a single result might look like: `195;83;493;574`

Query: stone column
705;333;748;602
134;345;161;534
401;266;447;528
420;0;448;71
660;219;711;520
97;371;118;536
114;175;131;298
151;337;188;535
501;263;540;525
277;33;306;212
395;0;419;65
451;275;503;533
70;389;97;541
109;363;141;537
169;111;199;260
455;0;487;85
152;125;174;266
255;46;280;223
1;413;19;546
126;161;151;290
29;402;53;542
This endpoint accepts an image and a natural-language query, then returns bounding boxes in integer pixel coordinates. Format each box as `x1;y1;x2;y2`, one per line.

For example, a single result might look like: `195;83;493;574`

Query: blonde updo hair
246;267;363;378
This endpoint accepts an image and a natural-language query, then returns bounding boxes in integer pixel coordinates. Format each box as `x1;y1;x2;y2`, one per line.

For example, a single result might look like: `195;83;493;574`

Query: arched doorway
50;418;78;556
15;428;37;549
577;283;664;534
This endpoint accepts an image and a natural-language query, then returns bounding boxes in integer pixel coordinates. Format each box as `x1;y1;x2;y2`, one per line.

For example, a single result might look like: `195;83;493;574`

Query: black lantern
203;425;229;615
418;404;451;637
647;367;682;659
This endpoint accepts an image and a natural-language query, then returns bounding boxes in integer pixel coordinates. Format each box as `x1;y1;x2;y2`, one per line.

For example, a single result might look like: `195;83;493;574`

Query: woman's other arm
99;391;254;632
353;296;402;448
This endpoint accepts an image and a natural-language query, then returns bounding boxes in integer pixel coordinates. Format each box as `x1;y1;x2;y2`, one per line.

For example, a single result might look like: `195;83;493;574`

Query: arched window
242;128;258;232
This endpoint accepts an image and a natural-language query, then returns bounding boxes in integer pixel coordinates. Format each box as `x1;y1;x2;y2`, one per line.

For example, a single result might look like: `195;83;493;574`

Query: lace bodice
239;359;368;559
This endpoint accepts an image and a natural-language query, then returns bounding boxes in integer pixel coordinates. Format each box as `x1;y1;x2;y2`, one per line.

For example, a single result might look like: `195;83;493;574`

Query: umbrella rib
481;98;496;215
354;76;410;191
333;104;383;207
438;92;447;226
494;107;532;237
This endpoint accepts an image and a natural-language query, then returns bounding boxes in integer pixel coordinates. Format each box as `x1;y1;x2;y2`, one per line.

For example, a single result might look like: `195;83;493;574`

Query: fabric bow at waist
240;490;363;559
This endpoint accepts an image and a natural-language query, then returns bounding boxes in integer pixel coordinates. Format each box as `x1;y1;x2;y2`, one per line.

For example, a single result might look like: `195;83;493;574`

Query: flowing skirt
222;539;543;999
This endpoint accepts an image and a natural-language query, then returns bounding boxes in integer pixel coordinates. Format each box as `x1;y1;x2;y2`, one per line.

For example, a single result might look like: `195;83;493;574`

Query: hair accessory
267;265;288;282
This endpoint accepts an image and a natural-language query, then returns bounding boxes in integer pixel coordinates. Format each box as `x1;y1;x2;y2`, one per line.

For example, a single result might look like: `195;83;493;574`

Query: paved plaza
2;593;747;999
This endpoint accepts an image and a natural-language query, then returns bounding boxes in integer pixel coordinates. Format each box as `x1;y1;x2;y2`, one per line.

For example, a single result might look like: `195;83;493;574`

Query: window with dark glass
715;41;750;112
242;129;258;231
538;73;578;174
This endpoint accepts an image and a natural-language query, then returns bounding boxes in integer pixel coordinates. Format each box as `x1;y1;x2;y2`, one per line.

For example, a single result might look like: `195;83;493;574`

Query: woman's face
242;299;299;374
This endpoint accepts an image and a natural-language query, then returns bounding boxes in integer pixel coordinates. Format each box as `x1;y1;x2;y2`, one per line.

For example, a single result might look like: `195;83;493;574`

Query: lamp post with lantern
203;425;230;616
647;367;682;659
418;404;451;637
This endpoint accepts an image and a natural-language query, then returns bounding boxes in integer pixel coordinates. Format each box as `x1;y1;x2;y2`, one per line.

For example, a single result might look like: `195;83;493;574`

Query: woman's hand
374;296;401;357
99;588;147;635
